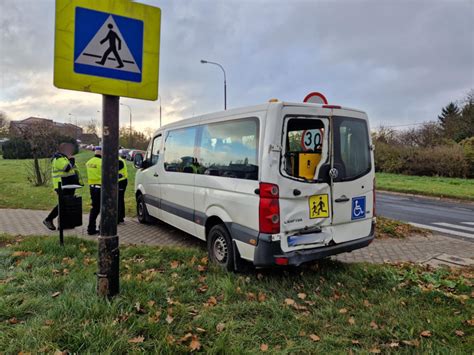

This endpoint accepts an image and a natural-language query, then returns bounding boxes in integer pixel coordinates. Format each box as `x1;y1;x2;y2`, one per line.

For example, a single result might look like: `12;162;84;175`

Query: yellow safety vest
51;156;77;190
119;157;128;182
86;156;102;185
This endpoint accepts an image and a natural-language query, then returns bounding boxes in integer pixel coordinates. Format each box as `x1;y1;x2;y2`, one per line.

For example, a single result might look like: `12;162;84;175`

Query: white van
134;101;375;270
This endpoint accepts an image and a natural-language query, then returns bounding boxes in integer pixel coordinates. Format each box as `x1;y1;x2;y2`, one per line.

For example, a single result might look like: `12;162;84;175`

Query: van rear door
330;112;374;243
273;106;331;253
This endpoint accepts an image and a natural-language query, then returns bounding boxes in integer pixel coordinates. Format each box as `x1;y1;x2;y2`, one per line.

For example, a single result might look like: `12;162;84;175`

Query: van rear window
283;117;325;181
333;117;371;181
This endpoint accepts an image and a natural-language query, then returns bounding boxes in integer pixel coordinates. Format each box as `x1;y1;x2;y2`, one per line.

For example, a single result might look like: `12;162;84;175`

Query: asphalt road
377;191;474;241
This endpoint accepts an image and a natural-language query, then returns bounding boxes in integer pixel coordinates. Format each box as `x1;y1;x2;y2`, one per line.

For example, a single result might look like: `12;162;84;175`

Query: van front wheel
207;225;234;271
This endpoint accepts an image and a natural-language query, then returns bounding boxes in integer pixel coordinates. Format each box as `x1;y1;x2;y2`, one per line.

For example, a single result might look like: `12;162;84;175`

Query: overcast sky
0;0;473;132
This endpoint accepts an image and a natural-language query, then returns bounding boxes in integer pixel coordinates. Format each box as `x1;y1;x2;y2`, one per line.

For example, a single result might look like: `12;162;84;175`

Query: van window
198;118;259;180
283;117;325;181
334;117;371;180
150;135;162;166
164;127;198;173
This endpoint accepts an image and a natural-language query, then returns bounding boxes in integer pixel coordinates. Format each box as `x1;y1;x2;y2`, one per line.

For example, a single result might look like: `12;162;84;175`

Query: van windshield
282;117;326;181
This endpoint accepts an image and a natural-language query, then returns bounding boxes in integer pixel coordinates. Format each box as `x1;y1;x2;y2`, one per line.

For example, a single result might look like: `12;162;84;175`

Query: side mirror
134;153;144;169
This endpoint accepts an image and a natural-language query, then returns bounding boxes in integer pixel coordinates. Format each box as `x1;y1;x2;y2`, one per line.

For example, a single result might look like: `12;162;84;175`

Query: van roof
155;101;366;134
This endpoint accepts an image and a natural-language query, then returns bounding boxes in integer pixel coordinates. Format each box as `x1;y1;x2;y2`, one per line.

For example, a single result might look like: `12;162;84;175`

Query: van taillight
373;177;376;217
259;183;280;234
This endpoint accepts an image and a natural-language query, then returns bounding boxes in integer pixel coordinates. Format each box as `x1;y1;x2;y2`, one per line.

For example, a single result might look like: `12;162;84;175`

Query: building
78;133;100;145
9;117;83;139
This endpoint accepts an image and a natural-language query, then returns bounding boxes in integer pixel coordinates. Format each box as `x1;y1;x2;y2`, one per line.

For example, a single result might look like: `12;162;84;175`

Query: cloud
0;0;472;131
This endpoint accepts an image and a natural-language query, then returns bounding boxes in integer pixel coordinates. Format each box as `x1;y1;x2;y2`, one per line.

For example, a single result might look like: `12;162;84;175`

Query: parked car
128;149;145;161
119;148;131;159
133;99;375;271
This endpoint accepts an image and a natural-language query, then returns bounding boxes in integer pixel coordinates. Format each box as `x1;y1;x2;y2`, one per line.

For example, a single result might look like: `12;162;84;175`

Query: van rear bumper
253;223;375;267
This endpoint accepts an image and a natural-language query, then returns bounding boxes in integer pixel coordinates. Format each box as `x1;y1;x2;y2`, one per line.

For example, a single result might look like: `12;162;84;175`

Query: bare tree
0;111;9;138
17;122;58;186
84;118;98;134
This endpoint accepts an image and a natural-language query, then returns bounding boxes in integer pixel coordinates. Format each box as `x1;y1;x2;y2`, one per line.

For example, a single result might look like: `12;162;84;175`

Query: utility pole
97;94;120;298
120;103;132;147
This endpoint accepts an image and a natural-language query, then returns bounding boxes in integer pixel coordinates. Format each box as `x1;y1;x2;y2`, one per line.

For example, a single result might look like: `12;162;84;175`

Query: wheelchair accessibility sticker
351;196;366;220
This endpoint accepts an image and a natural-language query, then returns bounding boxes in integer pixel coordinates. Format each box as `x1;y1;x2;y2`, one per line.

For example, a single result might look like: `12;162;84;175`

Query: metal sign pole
97;94;120;298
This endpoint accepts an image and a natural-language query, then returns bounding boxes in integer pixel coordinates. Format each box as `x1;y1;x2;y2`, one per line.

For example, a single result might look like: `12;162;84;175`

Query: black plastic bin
59;195;83;229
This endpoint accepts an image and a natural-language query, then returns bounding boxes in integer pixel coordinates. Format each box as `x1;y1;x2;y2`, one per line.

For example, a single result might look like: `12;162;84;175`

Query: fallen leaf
351;340;360;345
196;327;206;333
370;320;379;329
128;336;145;344
369;347;381;353
7;317;18;324
388;342;399;348
363;299;372;307
197;265;207;272
189;337;201;352
284;298;295;306
299;330;306;336
455;330;464;337
166;335;175;344
12;251;31;257
348;317;356;325
170;260;180;269
205;296;217;307
260;343;269;352
401;339;419;347
197;285;209;293
309;334;321;342
420;330;432;338
44;319;54;326
179;333;193;343
339;308;348;314
258;292;266;302
147;300;156;307
247;292;256;301
297;293;307;300
466;319;474;326
51;291;61;298
166;315;174;324
216;322;225;332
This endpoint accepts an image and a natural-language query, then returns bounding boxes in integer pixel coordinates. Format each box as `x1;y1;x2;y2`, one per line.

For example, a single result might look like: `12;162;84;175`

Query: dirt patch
376;216;430;239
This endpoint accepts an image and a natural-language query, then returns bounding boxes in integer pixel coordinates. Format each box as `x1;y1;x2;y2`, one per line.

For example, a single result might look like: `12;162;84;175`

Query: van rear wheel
136;194;151;224
207;225;234;271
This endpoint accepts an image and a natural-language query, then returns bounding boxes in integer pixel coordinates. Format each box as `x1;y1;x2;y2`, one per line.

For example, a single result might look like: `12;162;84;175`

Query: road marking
462;222;474;226
409;223;474;240
433;222;474;233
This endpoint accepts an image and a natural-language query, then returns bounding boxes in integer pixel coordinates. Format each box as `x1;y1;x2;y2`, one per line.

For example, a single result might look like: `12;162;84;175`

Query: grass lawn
0;235;472;353
0;150;137;216
376;172;474;201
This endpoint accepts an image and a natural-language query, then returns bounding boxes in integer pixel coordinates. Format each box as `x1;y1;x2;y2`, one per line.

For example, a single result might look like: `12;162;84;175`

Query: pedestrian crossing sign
54;0;161;100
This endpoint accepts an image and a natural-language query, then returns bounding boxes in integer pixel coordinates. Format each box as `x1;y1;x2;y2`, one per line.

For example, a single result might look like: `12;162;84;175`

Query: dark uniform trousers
118;179;128;223
87;186;101;233
46;188;75;221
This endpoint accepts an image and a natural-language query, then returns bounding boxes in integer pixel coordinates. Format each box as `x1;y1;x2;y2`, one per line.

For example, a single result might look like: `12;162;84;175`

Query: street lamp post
200;59;227;110
158;95;162;127
120;103;132;148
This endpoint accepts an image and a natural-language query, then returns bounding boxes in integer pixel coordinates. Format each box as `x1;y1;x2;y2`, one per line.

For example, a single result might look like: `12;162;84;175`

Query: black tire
136;194;151;224
207;224;235;271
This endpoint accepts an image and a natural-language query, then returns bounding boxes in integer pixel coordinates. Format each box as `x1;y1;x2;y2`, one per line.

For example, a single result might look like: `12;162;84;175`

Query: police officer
43;142;81;230
118;156;128;224
86;146;102;235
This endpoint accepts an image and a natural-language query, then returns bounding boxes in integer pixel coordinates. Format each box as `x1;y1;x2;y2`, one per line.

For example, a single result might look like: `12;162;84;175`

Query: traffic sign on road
54;0;161;100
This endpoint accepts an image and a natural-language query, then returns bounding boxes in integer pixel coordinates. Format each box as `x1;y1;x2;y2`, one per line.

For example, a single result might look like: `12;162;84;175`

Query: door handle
335;196;350;203
153;173;159;177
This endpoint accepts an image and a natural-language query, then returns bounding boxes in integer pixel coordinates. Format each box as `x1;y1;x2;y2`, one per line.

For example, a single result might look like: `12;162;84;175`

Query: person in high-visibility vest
86;146;103;235
118;157;128;224
43;142;80;231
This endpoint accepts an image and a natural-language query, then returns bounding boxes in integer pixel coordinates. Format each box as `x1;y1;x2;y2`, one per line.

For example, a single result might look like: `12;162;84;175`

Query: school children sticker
309;194;329;219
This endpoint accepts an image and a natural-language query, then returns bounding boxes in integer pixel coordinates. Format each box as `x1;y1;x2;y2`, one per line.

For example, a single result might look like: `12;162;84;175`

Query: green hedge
2;136;79;160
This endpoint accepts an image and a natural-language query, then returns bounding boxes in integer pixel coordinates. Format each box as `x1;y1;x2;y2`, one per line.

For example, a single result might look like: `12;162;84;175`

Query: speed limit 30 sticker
301;129;324;151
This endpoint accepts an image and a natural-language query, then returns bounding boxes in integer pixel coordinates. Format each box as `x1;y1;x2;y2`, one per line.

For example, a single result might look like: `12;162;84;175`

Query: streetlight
200;59;227;110
120;103;132;148
158;95;162;127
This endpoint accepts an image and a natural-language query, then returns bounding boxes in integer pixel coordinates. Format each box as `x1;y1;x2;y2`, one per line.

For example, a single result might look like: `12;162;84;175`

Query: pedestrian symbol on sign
74;7;144;82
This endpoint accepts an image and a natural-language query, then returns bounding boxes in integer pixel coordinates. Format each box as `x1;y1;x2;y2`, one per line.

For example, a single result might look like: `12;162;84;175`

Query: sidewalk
1;208;473;266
